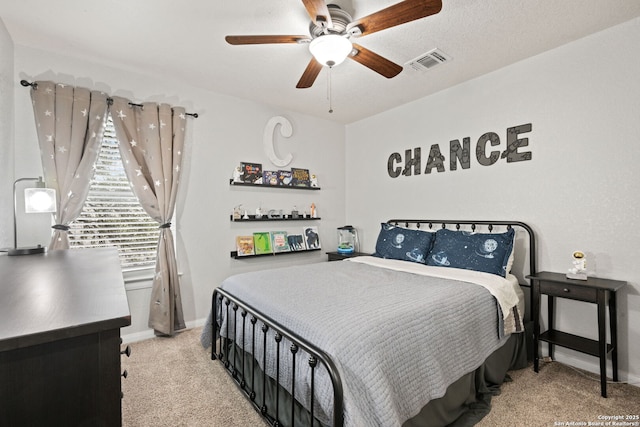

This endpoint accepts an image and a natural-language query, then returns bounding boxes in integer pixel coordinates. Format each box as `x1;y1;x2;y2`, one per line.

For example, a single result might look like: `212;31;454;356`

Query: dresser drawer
539;282;597;302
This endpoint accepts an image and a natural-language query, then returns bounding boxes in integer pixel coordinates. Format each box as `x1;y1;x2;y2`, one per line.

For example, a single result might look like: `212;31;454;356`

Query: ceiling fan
225;0;443;89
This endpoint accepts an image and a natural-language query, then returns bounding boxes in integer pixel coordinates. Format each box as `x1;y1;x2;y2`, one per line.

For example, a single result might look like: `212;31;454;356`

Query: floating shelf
230;180;321;190
230;215;321;222
230;248;321;259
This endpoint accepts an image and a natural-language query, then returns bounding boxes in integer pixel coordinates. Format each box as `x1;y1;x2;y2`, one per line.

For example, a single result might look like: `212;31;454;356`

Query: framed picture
287;234;305;251
303;226;321;250
270;231;290;253
277;170;293;186
235;235;255;256
241;162;263;184
291;168;310;187
263;170;279;186
253;232;272;254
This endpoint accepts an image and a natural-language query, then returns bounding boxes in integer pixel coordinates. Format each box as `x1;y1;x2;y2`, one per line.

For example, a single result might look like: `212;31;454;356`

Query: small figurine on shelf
310;203;317;218
267;209;284;219
566;250;588;280
255;206;263;219
310;174;319;187
291;205;299;219
232;166;243;183
242;209;250;220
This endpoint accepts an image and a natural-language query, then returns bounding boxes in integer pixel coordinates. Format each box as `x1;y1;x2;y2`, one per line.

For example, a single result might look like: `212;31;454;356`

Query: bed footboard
211;287;344;427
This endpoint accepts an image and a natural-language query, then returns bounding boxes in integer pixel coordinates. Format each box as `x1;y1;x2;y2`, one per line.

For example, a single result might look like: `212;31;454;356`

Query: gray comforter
201;259;511;427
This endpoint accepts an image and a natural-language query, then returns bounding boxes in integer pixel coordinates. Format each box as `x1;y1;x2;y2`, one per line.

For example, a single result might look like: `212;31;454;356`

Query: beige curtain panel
28;81;189;336
109;97;187;336
29;81;108;249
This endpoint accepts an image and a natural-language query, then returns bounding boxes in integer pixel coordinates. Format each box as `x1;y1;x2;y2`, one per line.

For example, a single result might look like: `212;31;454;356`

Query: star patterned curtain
109;96;187;336
29;81;108;249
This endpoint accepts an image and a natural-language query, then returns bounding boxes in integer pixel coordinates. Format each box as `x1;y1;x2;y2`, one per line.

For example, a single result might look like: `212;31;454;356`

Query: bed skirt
403;321;529;427
215;321;529;427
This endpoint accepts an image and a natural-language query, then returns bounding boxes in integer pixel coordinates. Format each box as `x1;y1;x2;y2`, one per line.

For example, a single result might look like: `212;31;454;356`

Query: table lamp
8;177;57;256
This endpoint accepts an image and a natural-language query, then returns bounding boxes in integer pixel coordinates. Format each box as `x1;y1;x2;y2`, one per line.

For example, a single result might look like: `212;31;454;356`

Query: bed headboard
385;219;537;286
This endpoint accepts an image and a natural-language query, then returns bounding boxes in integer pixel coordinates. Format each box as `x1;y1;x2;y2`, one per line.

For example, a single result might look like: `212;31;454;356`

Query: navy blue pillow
373;223;434;264
426;228;515;277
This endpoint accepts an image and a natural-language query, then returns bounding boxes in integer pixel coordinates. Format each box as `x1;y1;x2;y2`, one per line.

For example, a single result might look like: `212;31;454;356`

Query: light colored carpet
478;358;640;426
122;327;268;427
122;327;640;427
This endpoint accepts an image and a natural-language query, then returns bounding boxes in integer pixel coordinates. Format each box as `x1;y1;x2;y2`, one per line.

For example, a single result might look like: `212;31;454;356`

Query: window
68;114;160;270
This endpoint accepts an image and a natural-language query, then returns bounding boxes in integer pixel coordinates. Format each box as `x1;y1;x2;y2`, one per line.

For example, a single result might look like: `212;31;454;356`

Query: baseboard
121;317;208;344
549;352;640;388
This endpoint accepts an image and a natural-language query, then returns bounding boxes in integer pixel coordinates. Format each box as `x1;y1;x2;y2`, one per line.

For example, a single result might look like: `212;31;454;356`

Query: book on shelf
263;170;279;186
303;226;321;249
277;170;293;186
291;168;310;187
253;232;273;255
287;234;305;251
240;162;263;184
235;235;255;256
270;231;290;253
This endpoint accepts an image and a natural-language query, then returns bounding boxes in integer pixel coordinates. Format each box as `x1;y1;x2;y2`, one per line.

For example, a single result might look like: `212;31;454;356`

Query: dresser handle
563;288;570;292
122;369;128;379
121;345;132;357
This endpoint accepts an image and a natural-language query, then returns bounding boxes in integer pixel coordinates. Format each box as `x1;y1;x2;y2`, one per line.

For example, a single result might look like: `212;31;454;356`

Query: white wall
346;18;640;384
0;19;13;249
9;44;346;341
4;13;638;385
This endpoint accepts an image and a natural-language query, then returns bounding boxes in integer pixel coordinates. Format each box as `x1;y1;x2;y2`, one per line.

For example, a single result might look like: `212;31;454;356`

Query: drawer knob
122;369;128;379
121;345;132;357
563;288;570;292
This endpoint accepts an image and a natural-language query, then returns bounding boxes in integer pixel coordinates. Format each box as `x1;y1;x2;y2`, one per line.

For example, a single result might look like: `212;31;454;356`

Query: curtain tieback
52;224;70;231
159;222;171;229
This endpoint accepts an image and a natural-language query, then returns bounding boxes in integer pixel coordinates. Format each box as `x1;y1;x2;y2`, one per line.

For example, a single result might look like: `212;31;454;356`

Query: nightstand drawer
539;282;597;302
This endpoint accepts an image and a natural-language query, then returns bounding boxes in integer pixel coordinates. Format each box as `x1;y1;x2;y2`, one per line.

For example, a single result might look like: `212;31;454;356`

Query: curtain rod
20;79;199;118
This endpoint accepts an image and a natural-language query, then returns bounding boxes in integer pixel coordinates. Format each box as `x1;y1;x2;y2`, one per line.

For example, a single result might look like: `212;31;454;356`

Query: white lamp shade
24;187;57;213
309;34;353;67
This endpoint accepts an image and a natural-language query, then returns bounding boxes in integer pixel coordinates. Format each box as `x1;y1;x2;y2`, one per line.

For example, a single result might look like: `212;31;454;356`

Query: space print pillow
426;228;515;277
373;223;434;264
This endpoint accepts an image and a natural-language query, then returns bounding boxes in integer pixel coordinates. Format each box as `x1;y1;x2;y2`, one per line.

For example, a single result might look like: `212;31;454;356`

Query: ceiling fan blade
347;0;442;37
225;35;310;45
301;0;333;28
296;58;323;88
349;44;402;78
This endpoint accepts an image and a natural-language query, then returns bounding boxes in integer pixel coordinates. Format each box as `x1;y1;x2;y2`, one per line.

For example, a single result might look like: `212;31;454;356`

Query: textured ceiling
2;0;640;124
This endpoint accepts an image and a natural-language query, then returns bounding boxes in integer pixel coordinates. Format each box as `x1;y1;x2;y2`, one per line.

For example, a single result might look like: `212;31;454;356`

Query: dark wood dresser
0;248;131;426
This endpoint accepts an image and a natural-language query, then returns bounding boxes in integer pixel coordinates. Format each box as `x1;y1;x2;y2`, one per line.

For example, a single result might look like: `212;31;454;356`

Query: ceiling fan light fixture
309;34;352;67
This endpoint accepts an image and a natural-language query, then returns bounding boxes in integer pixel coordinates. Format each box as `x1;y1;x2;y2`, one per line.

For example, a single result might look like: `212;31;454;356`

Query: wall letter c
263;116;294;167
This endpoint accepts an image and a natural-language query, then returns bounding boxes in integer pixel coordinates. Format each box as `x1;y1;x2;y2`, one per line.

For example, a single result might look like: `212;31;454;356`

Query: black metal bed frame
210;219;536;427
212;287;344;427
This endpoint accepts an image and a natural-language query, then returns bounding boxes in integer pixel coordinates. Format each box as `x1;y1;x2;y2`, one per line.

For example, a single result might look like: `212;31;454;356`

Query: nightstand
326;251;369;261
528;271;626;397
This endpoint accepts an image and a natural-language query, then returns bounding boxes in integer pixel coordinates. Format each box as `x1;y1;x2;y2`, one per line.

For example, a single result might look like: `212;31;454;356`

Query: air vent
405;48;452;71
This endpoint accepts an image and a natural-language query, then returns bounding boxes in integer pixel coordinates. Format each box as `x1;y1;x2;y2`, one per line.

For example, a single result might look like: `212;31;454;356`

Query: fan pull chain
327;66;333;114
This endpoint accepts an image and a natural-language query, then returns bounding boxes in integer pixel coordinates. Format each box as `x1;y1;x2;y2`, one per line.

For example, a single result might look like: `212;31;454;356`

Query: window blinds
68;114;160;270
